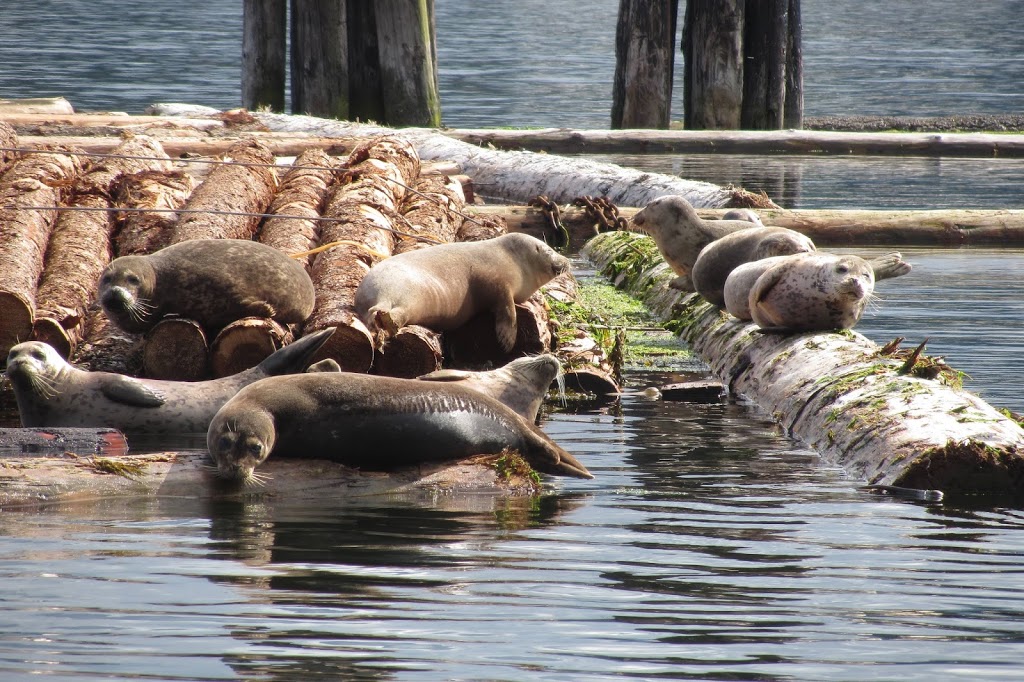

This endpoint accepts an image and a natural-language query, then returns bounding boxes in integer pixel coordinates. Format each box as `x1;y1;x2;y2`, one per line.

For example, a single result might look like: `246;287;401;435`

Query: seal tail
257;327;337;376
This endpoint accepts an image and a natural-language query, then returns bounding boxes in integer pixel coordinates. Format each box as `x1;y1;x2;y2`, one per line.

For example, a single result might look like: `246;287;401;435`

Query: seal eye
125;274;141;286
100;274;111;285
836;265;849;275
245;440;264;458
217;433;235;453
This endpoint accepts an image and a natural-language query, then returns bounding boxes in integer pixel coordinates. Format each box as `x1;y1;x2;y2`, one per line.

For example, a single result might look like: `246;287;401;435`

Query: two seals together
632;196;912;332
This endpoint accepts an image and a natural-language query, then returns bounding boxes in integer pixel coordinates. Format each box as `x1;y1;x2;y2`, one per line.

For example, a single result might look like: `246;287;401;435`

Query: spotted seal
630;196;763;291
98;238;316;334
691;226;816;307
3;328;335;435
207;372;593;482
749;253;876;332
355;232;570;352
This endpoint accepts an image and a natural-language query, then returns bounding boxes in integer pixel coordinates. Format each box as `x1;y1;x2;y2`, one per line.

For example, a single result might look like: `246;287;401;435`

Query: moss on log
582;230;1024;498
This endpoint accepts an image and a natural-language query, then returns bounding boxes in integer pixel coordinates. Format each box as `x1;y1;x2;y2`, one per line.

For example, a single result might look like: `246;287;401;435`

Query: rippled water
2;2;1024;680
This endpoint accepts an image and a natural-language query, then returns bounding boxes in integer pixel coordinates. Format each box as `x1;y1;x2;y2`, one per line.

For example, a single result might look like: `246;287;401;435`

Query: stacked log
0;121;18;175
303;136;421;372
0;146;83;355
32;135;172;358
113;170;196;257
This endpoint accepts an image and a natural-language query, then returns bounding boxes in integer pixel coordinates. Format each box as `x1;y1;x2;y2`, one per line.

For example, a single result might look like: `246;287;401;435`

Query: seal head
98;255;159;333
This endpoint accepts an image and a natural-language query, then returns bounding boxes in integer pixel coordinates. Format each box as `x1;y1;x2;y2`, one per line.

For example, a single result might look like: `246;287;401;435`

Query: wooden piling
242;0;287;112
374;0;442;126
290;0;349;119
612;0;678;129
683;0;744;129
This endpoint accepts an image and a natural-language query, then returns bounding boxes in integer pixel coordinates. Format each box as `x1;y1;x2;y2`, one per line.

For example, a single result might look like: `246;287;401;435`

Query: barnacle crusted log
171;138;278;242
0;146;83;355
304;135;420;371
113;169;196;256
582;230;1024;497
32;135;172;358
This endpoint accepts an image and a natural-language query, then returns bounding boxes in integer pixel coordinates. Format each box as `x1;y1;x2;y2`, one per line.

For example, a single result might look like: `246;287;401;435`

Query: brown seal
691;226;816;307
630;196;763;291
354;233;570;352
749;253;876;332
207;372;593;483
98;239;315;334
3;328;335;435
725;251;912;321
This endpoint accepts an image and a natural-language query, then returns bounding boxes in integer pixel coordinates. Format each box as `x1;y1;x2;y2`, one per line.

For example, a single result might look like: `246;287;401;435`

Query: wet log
0;427;128;457
171;138;278;242
141;317;209;380
0;147;84;355
304;136;421;371
258;147;338;269
32;135;172;357
113;169;196;256
210;317;291;378
583;230;1024;498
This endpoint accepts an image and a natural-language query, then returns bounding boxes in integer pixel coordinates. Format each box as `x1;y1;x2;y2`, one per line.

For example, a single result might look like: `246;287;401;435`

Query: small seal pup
691;226;816;307
630;196;762;291
3;328;335;435
748;253;876;332
207;372;594;482
355;233;570;352
98;239;316;334
724;251;912;320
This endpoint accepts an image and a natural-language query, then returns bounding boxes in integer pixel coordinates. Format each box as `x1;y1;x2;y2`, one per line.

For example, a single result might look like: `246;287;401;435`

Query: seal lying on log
354;233;570;352
98;239;316;334
3;328;335;435
207;372;593;483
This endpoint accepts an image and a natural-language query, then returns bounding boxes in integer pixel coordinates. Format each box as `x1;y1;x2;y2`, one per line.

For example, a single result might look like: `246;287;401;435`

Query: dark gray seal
691;226;816;307
631;196;763;291
98;239;315;334
207;372;593;483
3;328;335;435
354;233;570;352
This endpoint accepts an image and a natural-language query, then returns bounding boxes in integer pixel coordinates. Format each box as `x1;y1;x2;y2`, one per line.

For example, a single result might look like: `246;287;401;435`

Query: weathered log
171;139;278;242
0;147;83;355
0;97;75;115
113;169;196;256
209;317;291;378
258;147;338;269
0;427;128;456
33;135;172;357
583;230;1024;497
0;121;19;174
141;317;209;380
18;133;356;159
242;0;287;112
612;0;677;129
304;136;421;371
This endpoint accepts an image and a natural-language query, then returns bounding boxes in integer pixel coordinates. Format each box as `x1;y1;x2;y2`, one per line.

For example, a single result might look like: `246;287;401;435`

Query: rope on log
582;230;1024;498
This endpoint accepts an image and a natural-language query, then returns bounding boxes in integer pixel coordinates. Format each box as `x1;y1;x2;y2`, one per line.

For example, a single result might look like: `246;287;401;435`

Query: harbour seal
355;233;570;352
630;196;763;291
749;253;876;332
98;239;315;334
207;372;593;482
721;208;765;226
3;327;335;435
724;251;912;320
691;226;816;307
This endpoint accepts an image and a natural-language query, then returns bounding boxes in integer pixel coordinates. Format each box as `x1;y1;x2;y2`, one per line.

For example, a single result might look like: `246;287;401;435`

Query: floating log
0;147;84;355
304;136;421;371
0;97;75;115
113;169;196;256
141;317;209;380
210;317;291;378
32;135;172;357
582;230;1024;497
171;138;278;242
0;427;128;456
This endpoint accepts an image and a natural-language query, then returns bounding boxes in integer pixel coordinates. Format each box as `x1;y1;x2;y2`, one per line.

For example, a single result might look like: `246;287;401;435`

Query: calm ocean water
1;3;1024;681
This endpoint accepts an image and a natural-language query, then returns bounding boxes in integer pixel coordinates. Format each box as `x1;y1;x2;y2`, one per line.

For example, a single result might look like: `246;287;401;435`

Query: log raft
581;231;1024;498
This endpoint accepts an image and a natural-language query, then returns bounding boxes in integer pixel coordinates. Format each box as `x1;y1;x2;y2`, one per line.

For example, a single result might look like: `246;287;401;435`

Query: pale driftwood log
210;317;291;378
18;134;357;159
33;135;172;357
583;230;1024;497
0;427;128;456
0;97;75;115
113;170;196;256
171;138;278;242
304;136;420;371
0;148;83;355
142;318;209;380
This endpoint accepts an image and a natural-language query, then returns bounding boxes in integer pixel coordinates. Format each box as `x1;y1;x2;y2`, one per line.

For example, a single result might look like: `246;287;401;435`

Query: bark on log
171;139;278;242
290;0;349;119
242;0;287;112
210;317;291;378
0;121;19;175
304;136;421;371
0;148;83;355
0;427;128;457
582;230;1024;497
612;0;678;129
113;169;196;256
142;317;210;380
71;305;143;375
33;135;172;357
683;0;744;130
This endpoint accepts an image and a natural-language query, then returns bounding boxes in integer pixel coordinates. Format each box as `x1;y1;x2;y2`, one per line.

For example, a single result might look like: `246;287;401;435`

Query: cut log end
309;324;374;374
142;318;209;380
373;325;442;378
30;317;73;359
0;291;34;356
210;317;290;378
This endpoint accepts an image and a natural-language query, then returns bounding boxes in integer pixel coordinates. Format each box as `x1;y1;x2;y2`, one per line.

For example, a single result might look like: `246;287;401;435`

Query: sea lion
354;233;570;352
3;328;336;435
630;196;762;291
691;226;816;307
724;251;912;320
749;253;876;332
417;353;562;422
207;372;593;482
98;239;316;334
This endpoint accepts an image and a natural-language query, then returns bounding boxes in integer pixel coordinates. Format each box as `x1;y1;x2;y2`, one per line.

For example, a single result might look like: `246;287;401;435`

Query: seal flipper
493;297;519;353
98;376;166;407
306;358;342;373
417;368;474;382
257;327;337;376
521;427;594;479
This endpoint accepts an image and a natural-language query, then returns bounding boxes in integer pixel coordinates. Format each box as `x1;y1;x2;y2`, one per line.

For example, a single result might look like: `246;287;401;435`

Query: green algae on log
582;230;1024;498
